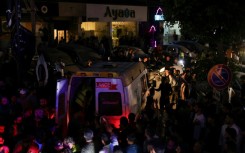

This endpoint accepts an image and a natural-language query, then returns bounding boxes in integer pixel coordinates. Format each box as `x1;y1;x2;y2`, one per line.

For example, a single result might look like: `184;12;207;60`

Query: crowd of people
0;34;245;153
0;60;245;153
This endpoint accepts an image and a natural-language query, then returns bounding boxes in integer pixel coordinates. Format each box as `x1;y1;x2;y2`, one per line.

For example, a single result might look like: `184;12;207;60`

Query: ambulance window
98;92;122;116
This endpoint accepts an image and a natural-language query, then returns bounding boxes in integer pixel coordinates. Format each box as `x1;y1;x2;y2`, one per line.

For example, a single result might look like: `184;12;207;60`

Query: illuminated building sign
149;25;156;33
149;25;157;47
154;7;164;21
86;4;147;22
104;6;135;20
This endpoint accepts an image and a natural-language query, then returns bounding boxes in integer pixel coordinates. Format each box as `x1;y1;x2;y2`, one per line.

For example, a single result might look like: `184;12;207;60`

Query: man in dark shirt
155;76;172;112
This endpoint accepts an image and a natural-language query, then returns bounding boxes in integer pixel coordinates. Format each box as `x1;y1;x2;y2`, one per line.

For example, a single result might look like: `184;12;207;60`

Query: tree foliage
162;0;245;45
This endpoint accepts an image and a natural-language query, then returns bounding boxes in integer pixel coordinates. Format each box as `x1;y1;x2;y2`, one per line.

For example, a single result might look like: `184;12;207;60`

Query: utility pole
30;0;36;35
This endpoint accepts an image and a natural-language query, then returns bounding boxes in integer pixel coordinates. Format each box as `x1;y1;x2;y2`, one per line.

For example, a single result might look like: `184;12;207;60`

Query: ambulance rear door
95;78;125;128
55;78;69;136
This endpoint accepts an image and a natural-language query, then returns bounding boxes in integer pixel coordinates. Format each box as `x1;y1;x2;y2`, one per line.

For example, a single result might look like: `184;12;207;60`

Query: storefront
85;4;147;47
3;2;148;48
58;2;86;43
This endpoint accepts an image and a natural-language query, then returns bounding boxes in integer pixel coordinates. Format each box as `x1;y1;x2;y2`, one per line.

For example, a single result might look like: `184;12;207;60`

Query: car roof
163;44;190;53
113;45;146;53
114;45;143;50
172;40;204;52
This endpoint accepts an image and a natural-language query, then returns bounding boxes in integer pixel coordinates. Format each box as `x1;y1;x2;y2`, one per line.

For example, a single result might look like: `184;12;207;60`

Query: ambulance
55;61;149;133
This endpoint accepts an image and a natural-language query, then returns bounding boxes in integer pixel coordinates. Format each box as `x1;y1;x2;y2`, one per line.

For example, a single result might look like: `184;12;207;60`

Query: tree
162;0;245;47
6;0;36;86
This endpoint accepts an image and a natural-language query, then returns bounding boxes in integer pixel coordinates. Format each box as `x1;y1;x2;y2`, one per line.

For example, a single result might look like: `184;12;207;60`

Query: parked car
172;40;205;53
162;44;191;59
57;43;102;67
111;45;149;62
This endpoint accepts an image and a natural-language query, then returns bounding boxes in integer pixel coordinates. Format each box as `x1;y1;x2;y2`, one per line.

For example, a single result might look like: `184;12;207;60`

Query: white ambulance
55;61;149;134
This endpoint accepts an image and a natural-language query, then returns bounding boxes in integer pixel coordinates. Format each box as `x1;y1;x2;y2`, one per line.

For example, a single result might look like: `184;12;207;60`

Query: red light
79;73;86;76
108;73;113;77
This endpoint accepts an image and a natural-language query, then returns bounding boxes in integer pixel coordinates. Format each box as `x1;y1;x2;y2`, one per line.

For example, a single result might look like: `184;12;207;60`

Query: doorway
54;29;69;44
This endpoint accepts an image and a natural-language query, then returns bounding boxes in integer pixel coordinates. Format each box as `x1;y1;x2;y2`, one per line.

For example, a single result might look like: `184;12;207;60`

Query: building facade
0;0;180;49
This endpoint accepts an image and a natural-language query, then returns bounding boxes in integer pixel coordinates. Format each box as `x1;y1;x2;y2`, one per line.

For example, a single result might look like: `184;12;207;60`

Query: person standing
219;113;242;153
53;140;65;153
240;75;245;103
55;57;65;77
173;30;178;41
99;133;111;153
155;76;172;112
81;129;96;153
179;72;189;101
26;142;40;153
63;137;78;153
99;43;106;58
144;88;156;121
125;133;140;153
192;102;206;142
166;69;178;107
0;135;9;153
118;116;130;150
0;96;12;127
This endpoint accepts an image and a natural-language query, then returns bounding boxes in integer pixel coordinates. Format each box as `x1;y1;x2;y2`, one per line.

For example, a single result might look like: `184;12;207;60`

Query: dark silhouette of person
155;77;172;112
173;30;178;41
144;88;156;120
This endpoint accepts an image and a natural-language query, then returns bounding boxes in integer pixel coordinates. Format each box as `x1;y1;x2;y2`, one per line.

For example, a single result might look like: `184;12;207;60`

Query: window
98;92;122;116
